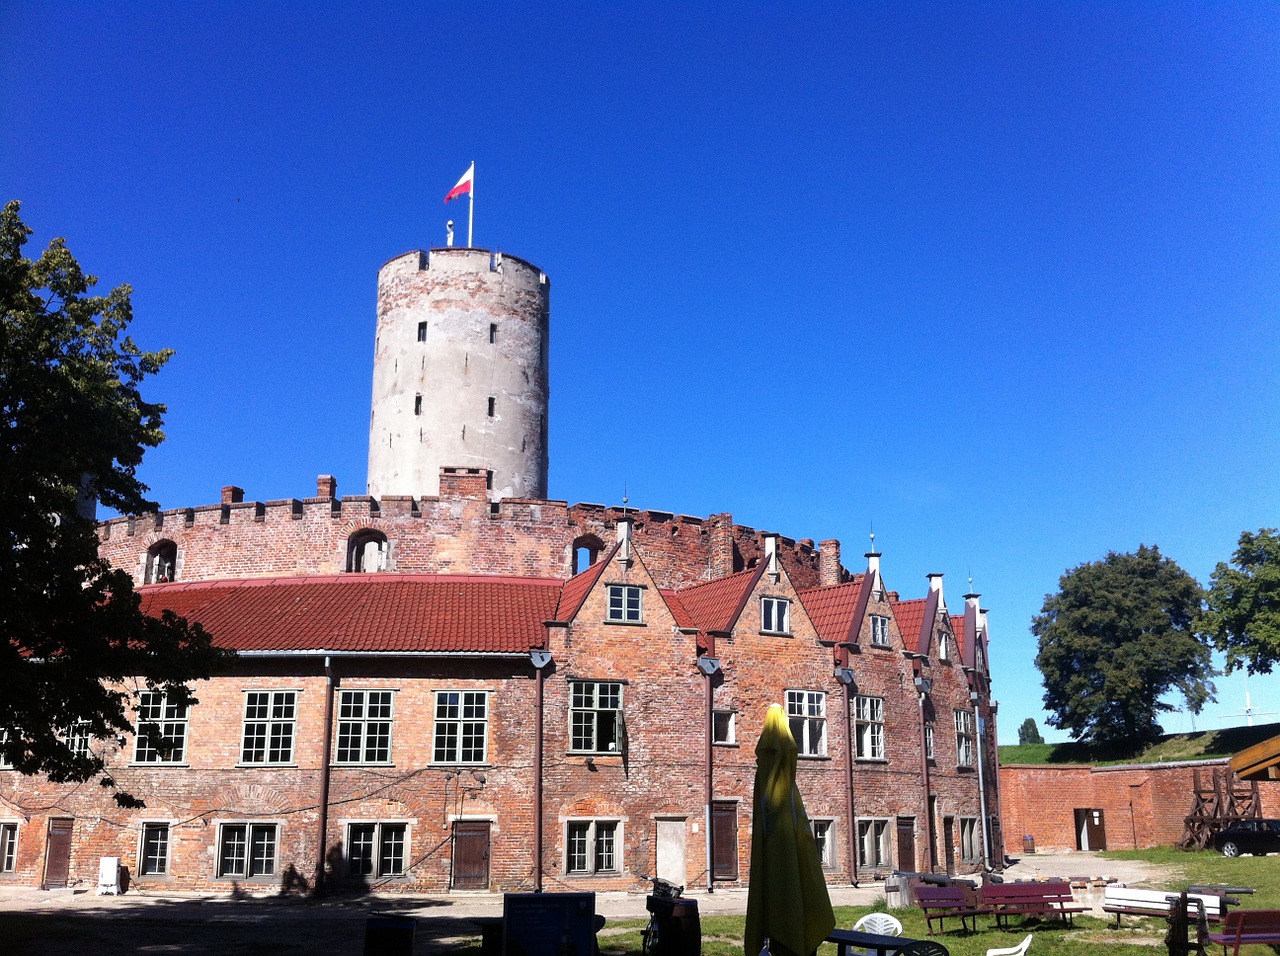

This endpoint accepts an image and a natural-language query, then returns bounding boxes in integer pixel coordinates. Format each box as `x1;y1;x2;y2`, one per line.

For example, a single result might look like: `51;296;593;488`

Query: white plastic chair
986;934;1033;956
852;912;903;936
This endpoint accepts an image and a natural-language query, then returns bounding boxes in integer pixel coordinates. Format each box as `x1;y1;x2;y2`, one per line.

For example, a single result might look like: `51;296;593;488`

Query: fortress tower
368;248;550;500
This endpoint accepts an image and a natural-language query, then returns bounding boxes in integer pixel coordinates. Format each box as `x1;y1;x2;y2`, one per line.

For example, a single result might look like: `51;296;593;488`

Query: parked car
1213;819;1280;857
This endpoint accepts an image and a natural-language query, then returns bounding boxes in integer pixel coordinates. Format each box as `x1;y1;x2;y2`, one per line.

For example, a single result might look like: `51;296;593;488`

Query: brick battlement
97;471;848;590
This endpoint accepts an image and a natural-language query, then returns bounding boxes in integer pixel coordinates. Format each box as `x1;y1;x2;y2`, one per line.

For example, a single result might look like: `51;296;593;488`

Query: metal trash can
364;915;416;956
1023;834;1036;854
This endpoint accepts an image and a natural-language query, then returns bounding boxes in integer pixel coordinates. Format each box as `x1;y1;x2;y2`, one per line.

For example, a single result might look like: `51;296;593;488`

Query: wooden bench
1102;886;1227;926
1207;910;1280;956
915;884;990;935
981;881;1088;928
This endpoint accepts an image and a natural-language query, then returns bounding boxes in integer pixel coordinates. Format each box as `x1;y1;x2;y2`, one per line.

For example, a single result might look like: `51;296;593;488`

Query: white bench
1103;886;1226;926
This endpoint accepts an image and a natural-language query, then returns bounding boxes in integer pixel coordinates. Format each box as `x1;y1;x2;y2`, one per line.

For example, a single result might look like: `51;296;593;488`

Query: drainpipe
988;700;1004;866
914;674;933;872
836;664;857;884
531;648;553;892
697;649;721;893
314;655;335;894
971;691;991;870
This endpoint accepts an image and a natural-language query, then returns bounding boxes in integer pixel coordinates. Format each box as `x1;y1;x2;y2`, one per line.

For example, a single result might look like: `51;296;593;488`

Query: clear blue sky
3;3;1278;743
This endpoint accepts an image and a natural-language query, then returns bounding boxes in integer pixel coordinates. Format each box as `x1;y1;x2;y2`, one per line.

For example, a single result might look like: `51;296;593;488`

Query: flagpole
468;161;475;247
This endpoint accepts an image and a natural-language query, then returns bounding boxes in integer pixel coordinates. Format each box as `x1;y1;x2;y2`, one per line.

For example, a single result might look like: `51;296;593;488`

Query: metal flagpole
467;161;474;247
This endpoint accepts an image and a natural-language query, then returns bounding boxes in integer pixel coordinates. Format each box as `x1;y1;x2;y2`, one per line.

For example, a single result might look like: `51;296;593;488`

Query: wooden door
943;817;956;876
43;818;74;889
712;802;738;880
896;817;916;872
451;820;490;889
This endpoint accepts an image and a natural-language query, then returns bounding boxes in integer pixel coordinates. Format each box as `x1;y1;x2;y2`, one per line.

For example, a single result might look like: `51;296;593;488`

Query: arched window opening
146;540;177;583
571;534;604;575
347;530;389;573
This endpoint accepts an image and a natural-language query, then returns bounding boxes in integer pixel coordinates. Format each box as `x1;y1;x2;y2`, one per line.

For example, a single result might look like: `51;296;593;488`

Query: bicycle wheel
641;915;660;956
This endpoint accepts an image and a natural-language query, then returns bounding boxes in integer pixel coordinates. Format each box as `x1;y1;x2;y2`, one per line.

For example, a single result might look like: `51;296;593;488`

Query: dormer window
145;540;177;583
761;597;791;635
606;585;642;623
870;615;890;647
347;530;388;573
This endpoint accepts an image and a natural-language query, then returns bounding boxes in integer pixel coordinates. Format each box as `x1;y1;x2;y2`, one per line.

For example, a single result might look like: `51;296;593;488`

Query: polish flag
445;163;474;203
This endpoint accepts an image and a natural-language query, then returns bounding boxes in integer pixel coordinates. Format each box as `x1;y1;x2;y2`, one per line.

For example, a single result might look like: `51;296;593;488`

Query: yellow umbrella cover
744;703;836;956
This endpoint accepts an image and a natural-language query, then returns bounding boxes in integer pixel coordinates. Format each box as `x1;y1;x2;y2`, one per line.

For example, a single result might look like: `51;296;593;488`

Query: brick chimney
316;475;338;499
221;485;244;505
818;539;842;586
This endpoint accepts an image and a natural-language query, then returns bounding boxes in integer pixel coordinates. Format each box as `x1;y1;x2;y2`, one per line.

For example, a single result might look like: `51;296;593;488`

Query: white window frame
0;822;17;873
937;630;951;662
925;723;935;760
346;821;408;878
761;596;791;635
605;584;643;623
335;690;394;765
64;721;92;758
712;710;736;746
811;819;835;869
240;691;297;765
570;682;623;754
955;709;975;768
432;690;489;764
134;692;189;764
217;822;280;879
786;689;827;757
959;817;980;862
138;822;170;876
565;819;621;875
870;614;890;647
0;731;13;769
854;695;885;760
857;818;890;868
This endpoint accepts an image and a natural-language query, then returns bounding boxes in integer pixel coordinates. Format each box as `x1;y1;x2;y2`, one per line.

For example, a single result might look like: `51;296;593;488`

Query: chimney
763;533;780;583
222;485;245;505
316;475;338;499
818;538;842;586
616;515;633;566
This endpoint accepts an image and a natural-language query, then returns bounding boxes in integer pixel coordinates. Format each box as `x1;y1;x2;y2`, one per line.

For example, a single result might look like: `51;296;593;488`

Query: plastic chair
986;934;1033;956
853;912;904;937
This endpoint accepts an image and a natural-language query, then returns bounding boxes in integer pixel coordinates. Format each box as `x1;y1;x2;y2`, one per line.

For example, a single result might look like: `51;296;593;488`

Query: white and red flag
445;163;474;203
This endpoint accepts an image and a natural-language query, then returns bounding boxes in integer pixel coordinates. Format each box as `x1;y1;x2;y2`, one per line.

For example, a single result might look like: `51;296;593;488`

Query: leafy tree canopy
1017;717;1044;745
1;200;227;802
1202;528;1280;676
1032;544;1214;749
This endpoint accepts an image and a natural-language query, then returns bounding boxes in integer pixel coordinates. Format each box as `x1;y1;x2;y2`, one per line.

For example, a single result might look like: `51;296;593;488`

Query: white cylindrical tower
368;248;550;500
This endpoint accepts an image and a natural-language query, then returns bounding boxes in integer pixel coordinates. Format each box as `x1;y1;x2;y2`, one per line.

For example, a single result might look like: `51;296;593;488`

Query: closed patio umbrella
744;703;836;956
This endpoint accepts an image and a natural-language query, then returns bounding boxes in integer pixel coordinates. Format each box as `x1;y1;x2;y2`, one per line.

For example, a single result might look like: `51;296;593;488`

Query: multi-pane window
786;690;826;757
606;585;642;623
0;824;17;873
134;692;189;764
218;823;279;878
761;597;791;634
241;691;297;764
959;817;980;862
336;691;394;764
870;615;890;647
347;822;407;878
854;695;885;760
433;691;488;764
811;819;834;868
566;820;619;875
570;682;623;753
65;721;92;758
857;819;890;868
712;711;736;745
955;709;975;768
925;724;935;760
139;823;170;875
0;732;10;769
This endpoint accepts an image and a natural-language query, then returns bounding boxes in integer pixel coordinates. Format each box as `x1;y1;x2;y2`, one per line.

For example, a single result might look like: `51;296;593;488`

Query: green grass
999;720;1280;766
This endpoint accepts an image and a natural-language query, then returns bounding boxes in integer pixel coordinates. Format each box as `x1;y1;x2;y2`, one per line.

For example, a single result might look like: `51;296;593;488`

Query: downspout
697;637;720;893
314;655;335;894
972;691;991;870
915;672;933;872
988;702;1004;867
839;665;858;885
531;647;553;892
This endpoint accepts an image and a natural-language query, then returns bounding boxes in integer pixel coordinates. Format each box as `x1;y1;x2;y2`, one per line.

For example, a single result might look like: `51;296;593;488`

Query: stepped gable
797;575;868;646
554;542;621;622
674;566;765;634
137;574;562;654
891;597;927;654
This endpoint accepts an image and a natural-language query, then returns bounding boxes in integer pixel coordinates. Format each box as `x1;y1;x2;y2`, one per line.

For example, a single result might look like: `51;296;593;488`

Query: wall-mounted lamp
834;667;856;687
696;657;721;676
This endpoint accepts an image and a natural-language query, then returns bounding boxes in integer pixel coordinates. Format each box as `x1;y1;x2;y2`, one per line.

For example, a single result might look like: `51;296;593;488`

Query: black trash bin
665;899;700;956
1023;834;1035;854
365;915;416;956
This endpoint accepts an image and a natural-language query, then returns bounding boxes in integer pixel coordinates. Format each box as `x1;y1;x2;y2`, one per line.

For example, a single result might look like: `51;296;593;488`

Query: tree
1017;717;1044;745
1032;545;1214;749
1201;528;1280;676
1;200;227;802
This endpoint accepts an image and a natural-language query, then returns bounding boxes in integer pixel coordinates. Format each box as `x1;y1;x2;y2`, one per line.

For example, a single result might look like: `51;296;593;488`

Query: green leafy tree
1033;545;1214;749
1;200;227;802
1017;717;1044;745
1202;528;1280;676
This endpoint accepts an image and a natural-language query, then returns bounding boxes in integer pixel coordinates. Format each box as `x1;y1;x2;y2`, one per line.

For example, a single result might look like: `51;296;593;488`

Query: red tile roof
797;576;866;645
951;615;967;659
555;542;620;622
675;567;763;633
891;598;926;654
659;589;697;630
138;574;562;654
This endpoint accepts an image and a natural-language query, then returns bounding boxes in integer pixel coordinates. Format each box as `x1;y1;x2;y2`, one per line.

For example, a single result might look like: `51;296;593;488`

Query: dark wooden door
896;817;916;872
452;821;490;889
712;802;738;880
943;817;956;876
43;818;73;889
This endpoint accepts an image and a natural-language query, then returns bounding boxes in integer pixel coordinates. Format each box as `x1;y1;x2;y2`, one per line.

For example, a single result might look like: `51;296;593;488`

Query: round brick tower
368;248;550;500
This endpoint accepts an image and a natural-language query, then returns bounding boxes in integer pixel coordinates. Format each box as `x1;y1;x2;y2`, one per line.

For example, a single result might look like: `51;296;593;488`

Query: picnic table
826;929;948;956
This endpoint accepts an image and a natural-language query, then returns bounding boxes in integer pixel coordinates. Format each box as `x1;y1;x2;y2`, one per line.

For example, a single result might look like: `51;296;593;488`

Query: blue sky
3;3;1278;743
